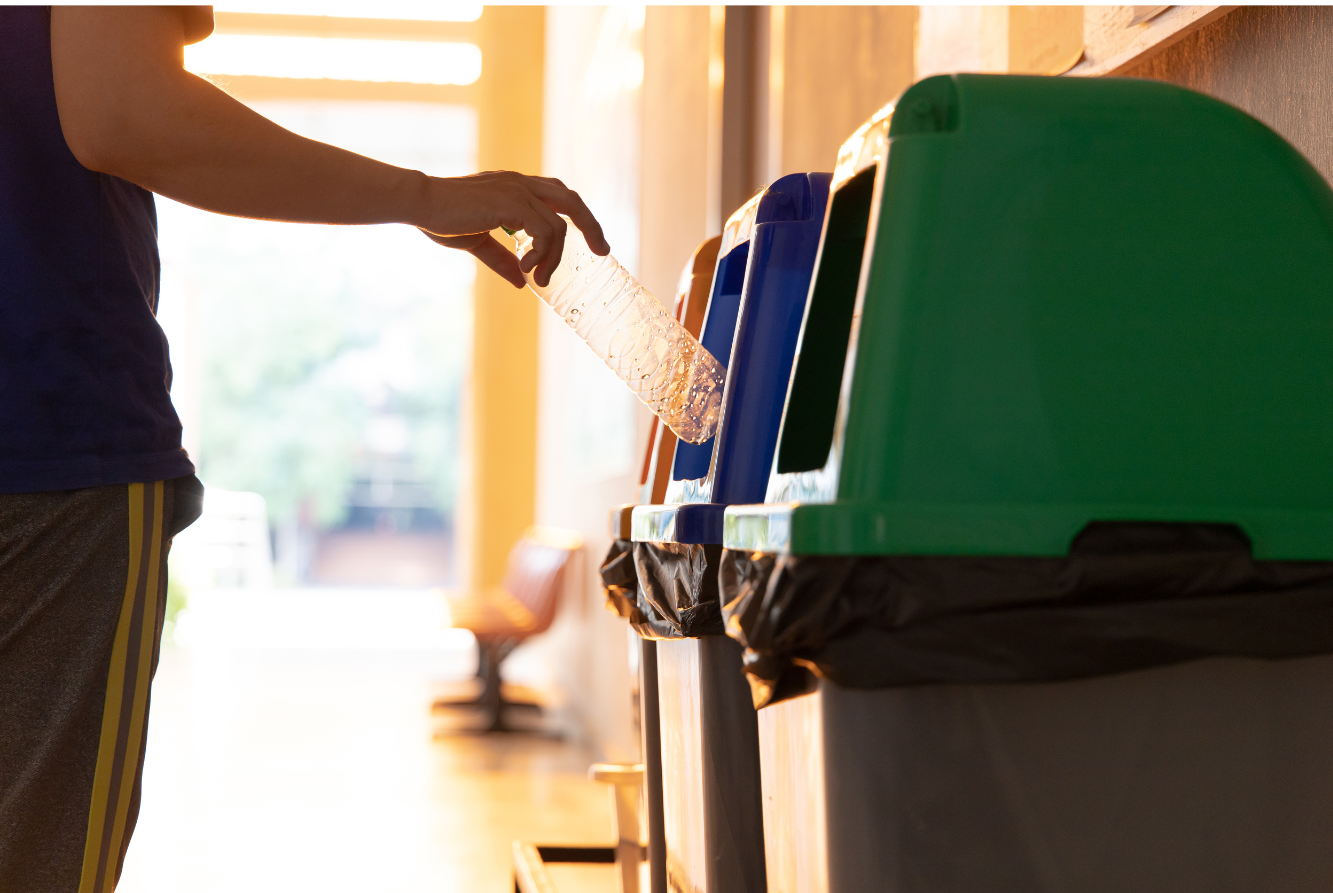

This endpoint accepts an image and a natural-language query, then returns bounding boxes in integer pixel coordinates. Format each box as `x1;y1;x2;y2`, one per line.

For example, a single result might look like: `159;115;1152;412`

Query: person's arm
49;6;606;287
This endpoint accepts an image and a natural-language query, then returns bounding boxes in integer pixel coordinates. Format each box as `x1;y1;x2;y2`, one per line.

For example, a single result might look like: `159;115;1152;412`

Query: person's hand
417;171;610;289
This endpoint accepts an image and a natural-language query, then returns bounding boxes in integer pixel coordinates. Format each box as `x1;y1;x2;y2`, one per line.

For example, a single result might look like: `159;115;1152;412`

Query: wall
638;6;714;304
636;5;919;301
1120;6;1333;185
775;6;917;178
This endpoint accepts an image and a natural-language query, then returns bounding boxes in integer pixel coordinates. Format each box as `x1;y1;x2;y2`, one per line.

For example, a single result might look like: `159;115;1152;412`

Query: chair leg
431;645;491;712
481;641;505;732
434;639;554;736
476;641;490;680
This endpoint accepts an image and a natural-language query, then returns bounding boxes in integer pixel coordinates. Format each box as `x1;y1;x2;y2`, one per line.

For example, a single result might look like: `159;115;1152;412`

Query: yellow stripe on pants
78;481;164;893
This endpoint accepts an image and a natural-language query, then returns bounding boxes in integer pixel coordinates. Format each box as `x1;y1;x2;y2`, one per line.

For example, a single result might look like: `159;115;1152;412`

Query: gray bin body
657;635;767;893
762;655;1333;893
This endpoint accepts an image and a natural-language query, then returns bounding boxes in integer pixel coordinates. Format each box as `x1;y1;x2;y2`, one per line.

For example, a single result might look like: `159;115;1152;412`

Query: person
0;7;609;891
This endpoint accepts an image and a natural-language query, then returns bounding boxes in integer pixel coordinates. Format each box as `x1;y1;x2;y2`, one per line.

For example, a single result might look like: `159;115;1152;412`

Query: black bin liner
720;522;1333;708
597;538;725;639
599;538;640;620
632;541;725;639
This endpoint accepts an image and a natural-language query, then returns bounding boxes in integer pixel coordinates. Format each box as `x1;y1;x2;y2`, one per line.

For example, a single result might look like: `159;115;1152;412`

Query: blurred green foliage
164;571;190;628
161;208;469;532
197;264;370;527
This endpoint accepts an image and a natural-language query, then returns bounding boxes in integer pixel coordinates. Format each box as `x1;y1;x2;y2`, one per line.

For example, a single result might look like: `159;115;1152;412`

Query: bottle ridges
519;227;724;444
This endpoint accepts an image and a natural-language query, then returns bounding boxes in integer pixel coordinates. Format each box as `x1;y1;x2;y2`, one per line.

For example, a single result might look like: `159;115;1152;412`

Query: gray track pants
0;476;202;892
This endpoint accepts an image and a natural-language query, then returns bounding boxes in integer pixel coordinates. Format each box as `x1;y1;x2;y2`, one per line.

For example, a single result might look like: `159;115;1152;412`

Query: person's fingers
486;177;554;273
468;234;526;288
420;228;526;288
529;177;609;256
506;203;552;276
529;178;608;255
529;197;568;288
520;195;568;288
419;172;605;287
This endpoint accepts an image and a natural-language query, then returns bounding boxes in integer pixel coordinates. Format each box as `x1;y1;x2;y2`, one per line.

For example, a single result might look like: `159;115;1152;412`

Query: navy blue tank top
0;7;194;492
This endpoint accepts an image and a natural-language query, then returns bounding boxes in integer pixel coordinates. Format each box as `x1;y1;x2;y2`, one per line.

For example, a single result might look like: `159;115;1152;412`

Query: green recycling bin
721;75;1333;893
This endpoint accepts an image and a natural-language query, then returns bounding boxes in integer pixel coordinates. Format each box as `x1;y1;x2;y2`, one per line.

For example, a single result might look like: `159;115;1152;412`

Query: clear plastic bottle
511;223;725;445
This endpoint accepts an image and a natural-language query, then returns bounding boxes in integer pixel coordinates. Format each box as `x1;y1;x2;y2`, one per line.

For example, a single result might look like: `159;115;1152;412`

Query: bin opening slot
672;242;750;482
775;166;876;474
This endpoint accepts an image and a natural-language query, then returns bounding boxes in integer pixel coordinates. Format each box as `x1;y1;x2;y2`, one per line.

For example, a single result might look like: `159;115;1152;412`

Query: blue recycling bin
630;171;830;893
634;172;832;548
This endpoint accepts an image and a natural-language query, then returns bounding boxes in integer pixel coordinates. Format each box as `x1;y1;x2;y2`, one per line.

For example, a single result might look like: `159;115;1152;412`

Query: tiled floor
117;589;618;893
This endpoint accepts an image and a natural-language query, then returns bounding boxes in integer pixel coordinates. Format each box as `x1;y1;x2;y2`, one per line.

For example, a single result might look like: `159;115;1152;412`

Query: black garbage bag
598;538;727;639
598;538;640;620
633;541;725;639
720;522;1333;708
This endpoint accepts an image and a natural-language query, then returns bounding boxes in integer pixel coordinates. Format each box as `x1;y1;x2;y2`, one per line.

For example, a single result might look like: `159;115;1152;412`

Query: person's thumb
469;233;526;288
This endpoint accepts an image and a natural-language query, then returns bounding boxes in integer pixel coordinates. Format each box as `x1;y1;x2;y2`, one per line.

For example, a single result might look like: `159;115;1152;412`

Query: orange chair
435;527;582;732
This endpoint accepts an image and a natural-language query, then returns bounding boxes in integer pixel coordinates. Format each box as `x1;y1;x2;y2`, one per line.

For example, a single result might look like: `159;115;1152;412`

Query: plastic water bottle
510;223;725;445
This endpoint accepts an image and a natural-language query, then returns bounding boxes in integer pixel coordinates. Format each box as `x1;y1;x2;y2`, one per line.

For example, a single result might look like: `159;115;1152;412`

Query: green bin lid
727;74;1333;560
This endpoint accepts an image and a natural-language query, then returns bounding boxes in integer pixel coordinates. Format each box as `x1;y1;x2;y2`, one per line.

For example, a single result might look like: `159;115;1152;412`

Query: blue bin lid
632;171;832;545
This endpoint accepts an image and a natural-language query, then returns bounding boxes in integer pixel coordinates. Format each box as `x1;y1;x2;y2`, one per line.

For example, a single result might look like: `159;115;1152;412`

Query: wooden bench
434;526;582;732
